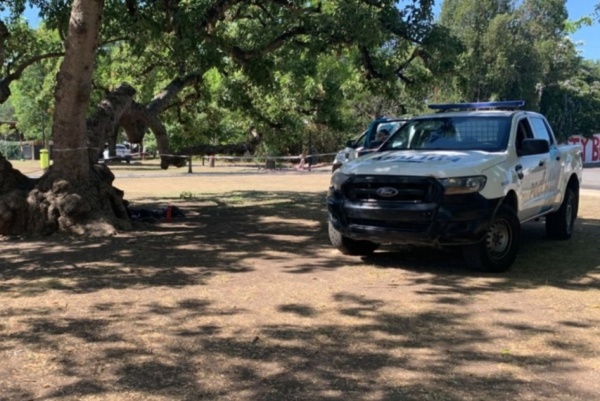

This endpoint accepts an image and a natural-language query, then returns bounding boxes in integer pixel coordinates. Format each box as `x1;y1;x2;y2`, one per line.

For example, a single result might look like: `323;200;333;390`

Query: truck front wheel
328;221;379;256
546;187;578;240
462;204;521;273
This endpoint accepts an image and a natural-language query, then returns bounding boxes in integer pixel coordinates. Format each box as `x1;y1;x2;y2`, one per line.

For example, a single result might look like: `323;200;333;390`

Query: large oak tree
0;0;448;236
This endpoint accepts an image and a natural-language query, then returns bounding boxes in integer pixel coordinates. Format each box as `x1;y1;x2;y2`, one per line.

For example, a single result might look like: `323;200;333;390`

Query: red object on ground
165;205;173;222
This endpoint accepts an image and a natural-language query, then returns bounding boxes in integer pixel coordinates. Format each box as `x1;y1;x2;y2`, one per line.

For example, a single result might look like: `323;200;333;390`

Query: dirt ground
1;160;599;401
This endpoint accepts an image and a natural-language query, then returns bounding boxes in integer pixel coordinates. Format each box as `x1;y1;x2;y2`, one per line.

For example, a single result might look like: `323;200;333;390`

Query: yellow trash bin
40;149;49;169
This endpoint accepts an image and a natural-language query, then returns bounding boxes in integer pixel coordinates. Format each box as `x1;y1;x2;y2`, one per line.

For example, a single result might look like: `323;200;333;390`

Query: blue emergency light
428;100;525;112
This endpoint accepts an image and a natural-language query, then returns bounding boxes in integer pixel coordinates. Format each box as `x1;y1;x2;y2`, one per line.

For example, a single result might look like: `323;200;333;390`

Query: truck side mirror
519;138;550;156
346;139;355;147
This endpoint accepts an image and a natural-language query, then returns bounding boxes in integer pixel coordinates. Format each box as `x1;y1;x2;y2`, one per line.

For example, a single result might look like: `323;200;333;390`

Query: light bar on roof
428;100;525;111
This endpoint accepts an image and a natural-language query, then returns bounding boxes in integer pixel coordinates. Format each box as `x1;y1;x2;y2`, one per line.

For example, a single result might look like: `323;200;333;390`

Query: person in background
370;128;390;148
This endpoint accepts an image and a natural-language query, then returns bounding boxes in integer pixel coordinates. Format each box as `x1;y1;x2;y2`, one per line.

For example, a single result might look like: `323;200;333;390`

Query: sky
565;1;599;60
12;1;600;61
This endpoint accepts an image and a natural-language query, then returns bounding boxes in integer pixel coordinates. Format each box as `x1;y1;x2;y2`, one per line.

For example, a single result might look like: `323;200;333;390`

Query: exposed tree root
0;154;130;237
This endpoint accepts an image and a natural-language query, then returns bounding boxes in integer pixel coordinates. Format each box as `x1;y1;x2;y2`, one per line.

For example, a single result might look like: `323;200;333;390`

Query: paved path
582;167;600;191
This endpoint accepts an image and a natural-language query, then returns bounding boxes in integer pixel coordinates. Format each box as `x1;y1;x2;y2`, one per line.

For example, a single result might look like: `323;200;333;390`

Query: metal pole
41;111;46;149
308;131;312;171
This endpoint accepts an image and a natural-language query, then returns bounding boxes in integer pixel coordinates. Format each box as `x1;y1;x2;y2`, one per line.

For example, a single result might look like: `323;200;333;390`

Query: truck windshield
381;116;512;152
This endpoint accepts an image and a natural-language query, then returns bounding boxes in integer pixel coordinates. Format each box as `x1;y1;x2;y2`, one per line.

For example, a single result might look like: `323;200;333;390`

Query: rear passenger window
529;117;554;145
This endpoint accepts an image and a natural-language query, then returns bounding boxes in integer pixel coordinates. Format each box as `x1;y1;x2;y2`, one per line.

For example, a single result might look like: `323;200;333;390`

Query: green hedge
0;141;25;160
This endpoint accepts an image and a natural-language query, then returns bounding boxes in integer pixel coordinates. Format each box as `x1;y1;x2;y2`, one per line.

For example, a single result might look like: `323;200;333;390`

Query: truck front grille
343;176;442;203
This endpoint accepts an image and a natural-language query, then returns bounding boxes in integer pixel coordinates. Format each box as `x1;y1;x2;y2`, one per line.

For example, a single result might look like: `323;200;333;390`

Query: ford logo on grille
376;187;398;198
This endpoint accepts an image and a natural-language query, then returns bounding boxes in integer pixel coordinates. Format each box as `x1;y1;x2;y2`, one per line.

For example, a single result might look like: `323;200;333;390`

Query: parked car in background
103;144;132;163
332;117;409;172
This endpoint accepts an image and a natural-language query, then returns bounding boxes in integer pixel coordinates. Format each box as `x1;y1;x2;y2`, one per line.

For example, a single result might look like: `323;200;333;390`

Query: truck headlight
438;176;487;195
334;151;349;164
329;171;351;193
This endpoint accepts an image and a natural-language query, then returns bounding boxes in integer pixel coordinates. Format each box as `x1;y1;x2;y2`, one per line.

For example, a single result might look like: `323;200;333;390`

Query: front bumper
327;176;501;246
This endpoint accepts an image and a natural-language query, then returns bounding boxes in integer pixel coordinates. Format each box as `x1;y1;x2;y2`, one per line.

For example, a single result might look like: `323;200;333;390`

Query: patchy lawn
1;162;599;401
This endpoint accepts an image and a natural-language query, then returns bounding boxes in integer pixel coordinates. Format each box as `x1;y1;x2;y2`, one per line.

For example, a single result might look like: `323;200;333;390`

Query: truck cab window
516;119;533;153
530;116;555;145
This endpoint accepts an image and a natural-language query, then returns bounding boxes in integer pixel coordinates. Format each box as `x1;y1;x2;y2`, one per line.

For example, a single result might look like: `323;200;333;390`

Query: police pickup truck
327;101;583;272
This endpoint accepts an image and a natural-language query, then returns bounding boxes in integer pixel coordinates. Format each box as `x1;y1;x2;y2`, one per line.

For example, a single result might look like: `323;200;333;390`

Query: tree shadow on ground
363;217;600;292
0;191;597;296
1;191;599;400
1;290;598;401
0;191;332;295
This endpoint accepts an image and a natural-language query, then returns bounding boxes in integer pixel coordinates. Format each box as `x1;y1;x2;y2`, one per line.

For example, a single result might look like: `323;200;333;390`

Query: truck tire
546;187;578;240
462;204;521;273
328;221;379;256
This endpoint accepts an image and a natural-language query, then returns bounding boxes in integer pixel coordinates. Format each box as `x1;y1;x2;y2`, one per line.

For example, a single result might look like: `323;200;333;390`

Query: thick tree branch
229;26;308;63
146;71;204;114
394;47;421;85
0;51;64;104
359;45;383;80
205;0;244;33
0;21;9;68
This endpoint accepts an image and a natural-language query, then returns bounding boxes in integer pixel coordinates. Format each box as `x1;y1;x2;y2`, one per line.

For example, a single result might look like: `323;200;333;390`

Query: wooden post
188;156;192;173
209;155;215;167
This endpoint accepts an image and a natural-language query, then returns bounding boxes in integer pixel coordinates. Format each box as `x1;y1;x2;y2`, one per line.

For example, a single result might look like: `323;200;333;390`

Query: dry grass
0;160;598;401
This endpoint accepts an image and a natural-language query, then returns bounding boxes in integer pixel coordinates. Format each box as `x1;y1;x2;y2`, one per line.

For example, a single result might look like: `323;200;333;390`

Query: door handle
538;160;545;167
515;164;524;180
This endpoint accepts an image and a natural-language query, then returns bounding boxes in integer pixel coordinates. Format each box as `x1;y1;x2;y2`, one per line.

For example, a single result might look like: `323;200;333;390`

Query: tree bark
51;0;104;182
114;73;203;169
0;0;133;237
87;83;136;163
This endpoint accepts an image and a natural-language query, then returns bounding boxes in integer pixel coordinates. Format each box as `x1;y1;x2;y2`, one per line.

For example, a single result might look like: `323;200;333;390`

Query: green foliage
11;53;57;141
0;1;464;156
564;16;593;35
437;0;576;109
541;60;600;140
0;141;24;159
0;100;15;121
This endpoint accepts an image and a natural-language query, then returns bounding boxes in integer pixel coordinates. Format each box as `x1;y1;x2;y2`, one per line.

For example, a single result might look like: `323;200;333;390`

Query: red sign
568;135;600;162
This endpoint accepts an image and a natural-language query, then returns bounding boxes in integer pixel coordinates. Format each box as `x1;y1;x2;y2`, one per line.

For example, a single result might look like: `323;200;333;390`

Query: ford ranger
327;101;583;272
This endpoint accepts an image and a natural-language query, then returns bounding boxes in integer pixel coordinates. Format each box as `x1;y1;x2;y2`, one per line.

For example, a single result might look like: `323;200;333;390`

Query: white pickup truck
327;101;583;272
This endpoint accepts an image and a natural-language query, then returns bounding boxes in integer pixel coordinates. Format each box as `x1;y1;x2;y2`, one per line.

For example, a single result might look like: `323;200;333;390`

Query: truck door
528;116;561;211
515;117;548;221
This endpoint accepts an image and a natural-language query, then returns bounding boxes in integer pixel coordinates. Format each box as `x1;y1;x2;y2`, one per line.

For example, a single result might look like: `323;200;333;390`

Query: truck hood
340;150;507;177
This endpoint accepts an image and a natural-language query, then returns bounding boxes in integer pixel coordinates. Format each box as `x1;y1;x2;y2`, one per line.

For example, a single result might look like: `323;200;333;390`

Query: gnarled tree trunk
112;71;263;170
0;0;263;236
0;0;131;237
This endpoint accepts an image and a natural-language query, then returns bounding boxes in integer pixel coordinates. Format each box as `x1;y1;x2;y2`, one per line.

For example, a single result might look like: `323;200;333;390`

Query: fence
160;152;337;172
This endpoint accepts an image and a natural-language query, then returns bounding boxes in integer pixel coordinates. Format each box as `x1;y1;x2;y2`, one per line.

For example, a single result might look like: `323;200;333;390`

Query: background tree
540;60;600;140
438;0;573;109
11;53;57;144
0;17;63;103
